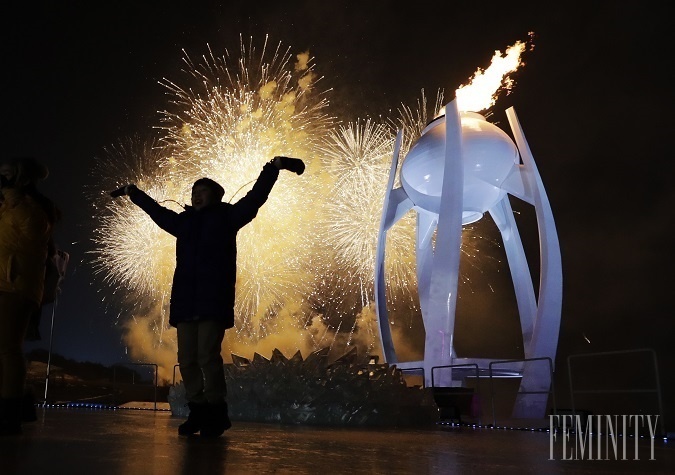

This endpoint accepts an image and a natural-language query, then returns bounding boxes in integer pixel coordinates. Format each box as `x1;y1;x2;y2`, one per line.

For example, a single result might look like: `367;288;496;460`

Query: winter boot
0;398;23;436
200;402;231;437
178;402;206;436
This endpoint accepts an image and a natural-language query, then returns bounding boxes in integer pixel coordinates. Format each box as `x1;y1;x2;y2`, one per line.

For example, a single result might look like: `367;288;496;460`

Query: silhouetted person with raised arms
111;156;304;437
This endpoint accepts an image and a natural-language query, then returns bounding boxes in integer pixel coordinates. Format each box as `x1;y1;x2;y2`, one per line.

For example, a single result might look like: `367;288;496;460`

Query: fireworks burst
156;37;334;340
158;35;332;179
316;118;419;330
391;88;446;158
320;119;395;282
89;137;180;338
90;35;530;374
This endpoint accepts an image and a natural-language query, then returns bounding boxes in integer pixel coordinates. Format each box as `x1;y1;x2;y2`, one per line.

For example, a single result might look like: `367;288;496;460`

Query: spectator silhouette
0;157;60;436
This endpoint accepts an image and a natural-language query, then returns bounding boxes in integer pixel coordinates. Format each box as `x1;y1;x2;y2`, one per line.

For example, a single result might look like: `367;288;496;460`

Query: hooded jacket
0;188;52;306
129;163;279;328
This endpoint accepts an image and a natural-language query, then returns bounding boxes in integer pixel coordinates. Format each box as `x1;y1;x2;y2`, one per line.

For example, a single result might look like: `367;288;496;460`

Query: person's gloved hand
274;156;305;175
110;184;137;197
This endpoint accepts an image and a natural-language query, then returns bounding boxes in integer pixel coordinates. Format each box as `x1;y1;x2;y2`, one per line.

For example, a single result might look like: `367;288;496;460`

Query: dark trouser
176;320;227;404
0;292;36;399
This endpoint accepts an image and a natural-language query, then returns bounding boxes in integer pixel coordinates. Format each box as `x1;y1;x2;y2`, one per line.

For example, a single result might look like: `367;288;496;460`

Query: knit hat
192;177;225;201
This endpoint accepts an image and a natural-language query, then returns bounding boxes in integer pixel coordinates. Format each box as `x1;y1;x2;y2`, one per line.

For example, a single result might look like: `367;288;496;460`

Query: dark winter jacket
0;187;52;306
129;163;279;327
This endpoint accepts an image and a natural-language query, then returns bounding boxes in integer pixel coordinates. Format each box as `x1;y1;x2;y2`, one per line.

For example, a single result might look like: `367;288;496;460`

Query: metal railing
112;363;159;411
567;348;665;436
430;363;480;389
398;366;424;379
489;357;556;427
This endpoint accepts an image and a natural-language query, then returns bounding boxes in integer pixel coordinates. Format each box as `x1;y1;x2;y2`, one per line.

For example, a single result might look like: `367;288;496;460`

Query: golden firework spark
317;119;417;305
89;137;179;340
158;37;333;340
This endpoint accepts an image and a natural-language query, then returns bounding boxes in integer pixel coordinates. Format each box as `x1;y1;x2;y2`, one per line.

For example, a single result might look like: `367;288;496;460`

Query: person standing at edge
0;157;59;436
111;156;305;437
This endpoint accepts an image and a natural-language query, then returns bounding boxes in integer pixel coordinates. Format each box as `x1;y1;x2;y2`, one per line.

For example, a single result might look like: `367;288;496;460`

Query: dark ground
4;408;674;474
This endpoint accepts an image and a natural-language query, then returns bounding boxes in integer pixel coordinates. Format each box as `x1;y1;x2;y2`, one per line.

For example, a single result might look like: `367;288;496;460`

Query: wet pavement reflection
2;407;674;474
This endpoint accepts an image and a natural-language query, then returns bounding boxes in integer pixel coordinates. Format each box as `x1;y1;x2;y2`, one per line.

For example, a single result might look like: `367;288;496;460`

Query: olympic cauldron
375;99;562;418
401;110;519;225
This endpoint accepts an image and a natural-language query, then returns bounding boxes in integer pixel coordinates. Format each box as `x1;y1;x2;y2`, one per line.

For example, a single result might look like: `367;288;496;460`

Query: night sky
4;2;674;423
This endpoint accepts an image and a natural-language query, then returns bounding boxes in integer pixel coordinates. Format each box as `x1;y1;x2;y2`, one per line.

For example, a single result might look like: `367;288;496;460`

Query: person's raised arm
110;184;182;237
230;156;305;227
